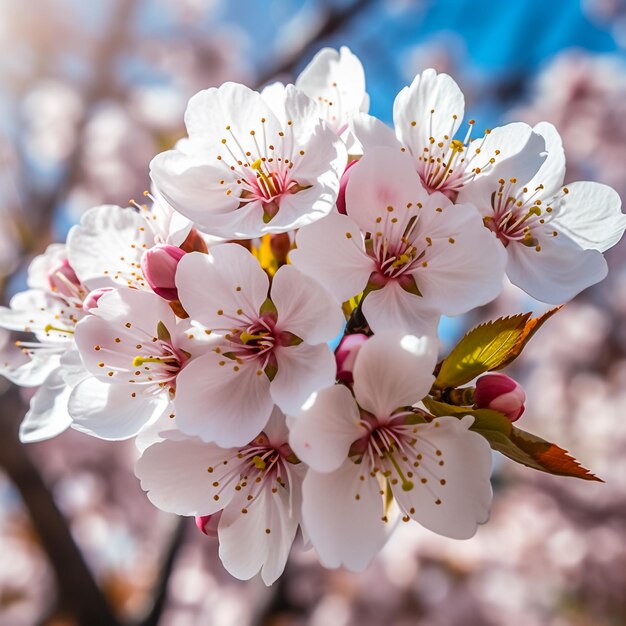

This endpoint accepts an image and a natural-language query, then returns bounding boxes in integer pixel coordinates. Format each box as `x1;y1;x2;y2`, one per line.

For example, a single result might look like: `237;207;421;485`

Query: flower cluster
2;47;624;585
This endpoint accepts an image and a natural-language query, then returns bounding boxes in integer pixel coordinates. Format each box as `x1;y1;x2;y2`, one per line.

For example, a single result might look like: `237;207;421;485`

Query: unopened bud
195;512;221;537
336;159;358;215
48;259;80;298
141;244;186;301
82;287;114;311
335;333;368;383
475;373;525;422
270;233;292;265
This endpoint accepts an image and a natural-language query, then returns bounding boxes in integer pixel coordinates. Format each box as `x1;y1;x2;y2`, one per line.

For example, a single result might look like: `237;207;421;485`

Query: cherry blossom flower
289;332;493;571
458;122;626;303
149;82;346;239
291;147;506;334
352;68;540;199
295;46;369;152
0;244;88;441
70;288;210;440
174;243;344;447
135;407;305;585
474;373;525;422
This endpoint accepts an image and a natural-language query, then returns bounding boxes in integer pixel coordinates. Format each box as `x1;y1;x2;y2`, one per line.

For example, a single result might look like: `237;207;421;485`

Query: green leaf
433;307;561;390
422;398;601;482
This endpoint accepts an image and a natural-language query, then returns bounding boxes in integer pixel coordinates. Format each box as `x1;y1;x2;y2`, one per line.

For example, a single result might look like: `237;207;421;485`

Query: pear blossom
458;122;626;303
295;46;369;152
69;288;211;440
352;68;541;198
149;82;346;239
289;332;493;571
135;407;305;585
174;243;344;447
291;147;507;334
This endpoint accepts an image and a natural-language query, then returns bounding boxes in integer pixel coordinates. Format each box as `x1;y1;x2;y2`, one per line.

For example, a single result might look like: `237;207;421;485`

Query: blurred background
1;0;626;624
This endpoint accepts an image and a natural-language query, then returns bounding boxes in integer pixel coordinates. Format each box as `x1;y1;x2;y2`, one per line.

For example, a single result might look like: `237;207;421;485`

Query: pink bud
336;159;359;215
141;244;186;301
335;333;368;383
475;373;526;422
195;512;221;537
82;287;114;311
47;259;80;298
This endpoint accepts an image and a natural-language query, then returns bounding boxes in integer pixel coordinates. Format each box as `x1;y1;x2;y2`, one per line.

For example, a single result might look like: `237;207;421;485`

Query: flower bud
141;244;186;301
47;259;80;298
336;159;358;215
335;333;368;383
82;287;114;311
475;373;525;422
195;512;221;537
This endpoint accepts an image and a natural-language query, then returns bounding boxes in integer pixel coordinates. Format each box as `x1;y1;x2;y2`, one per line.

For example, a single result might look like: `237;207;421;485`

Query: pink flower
141;244;186;301
336;159;358;214
335;333;368;383
475;372;526;422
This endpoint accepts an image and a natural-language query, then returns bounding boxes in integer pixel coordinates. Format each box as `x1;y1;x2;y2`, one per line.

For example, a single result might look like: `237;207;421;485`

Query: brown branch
0;387;122;626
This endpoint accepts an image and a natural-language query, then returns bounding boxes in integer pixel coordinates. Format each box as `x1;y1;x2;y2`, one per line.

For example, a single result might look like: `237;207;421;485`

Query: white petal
271;265;344;344
1;351;61;388
361;281;440;336
175;352;273;447
69;377;169;440
218;485;299;585
393;69;464;158
290;212;374;303
411;199;507;315
506;233;608;304
19;369;72;442
351;112;401;152
352;331;437;419
527;121;566;196
552;181;626;252
67;205;156;291
176;245;269;329
302;460;388;571
289;384;362;473
271;343;337;416
135;438;239;515
393;416;492;539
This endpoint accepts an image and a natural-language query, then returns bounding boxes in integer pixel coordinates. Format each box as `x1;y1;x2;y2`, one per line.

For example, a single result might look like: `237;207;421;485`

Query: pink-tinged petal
135;438;239;516
19;369;72;443
67;205;156;291
271;265;344;345
411;199;506;316
1;351;61;388
302;460;388;571
361;281;440;336
289;384;362;473
141;244;186;300
134;402;179;452
218;484;299;585
290;212;374;303
552;181;626;253
176;245;269;329
270;343;337;416
527;122;565;196
506;233;608;304
351;112;402;153
352;332;437;420
393;416;492;539
393;69;465;158
174;351;273;447
344;147;424;236
69;377;169;440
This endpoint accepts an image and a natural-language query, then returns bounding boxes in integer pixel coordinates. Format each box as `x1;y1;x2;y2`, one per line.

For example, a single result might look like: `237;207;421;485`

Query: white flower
69;288;210;440
67;201;191;293
0;244;88;442
458;122;626;303
295;46;369;153
290;147;506;335
174;243;344;447
353;68;540;198
135;407;305;585
289;332;493;572
149;82;346;239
